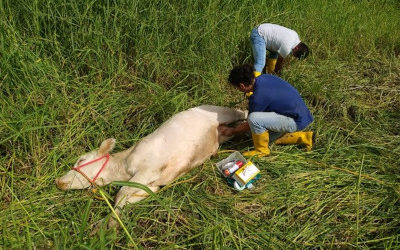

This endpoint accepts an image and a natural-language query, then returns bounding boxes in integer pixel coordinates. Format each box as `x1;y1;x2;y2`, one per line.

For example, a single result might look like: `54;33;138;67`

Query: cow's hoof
107;217;120;229
90;219;105;236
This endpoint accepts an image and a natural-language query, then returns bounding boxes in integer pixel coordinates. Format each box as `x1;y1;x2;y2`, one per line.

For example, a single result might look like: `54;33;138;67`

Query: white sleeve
278;46;291;58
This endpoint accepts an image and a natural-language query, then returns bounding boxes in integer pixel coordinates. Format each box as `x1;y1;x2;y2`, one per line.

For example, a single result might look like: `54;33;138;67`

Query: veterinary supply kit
216;151;261;191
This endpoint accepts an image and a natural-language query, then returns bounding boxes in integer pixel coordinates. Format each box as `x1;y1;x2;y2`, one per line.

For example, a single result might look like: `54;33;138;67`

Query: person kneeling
219;64;314;157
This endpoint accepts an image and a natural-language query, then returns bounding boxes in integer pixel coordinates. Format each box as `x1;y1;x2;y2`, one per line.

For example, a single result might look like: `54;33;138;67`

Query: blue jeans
248;112;297;143
250;27;278;73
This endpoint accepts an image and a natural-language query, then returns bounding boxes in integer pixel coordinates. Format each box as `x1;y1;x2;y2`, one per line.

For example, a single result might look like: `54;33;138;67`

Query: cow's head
55;138;116;190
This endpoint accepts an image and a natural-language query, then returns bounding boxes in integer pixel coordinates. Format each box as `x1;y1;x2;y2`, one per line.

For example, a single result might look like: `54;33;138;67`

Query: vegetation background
1;0;399;248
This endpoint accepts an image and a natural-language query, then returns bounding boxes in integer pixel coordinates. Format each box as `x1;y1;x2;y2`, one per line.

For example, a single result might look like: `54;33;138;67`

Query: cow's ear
98;138;116;156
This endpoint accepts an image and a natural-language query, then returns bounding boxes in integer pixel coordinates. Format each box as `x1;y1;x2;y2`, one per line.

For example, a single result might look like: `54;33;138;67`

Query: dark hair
293;42;310;60
228;64;255;87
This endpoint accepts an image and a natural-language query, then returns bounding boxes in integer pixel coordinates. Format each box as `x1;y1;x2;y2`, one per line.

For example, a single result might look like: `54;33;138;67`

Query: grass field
1;0;400;248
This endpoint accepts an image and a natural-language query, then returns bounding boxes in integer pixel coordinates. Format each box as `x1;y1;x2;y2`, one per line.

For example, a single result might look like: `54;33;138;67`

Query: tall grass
1;0;400;248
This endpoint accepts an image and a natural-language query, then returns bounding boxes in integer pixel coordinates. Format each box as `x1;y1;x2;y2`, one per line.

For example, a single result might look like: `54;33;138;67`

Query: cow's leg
108;173;160;228
115;184;160;208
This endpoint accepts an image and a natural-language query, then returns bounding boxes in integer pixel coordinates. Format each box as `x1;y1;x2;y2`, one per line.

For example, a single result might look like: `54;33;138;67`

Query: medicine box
232;161;260;186
216;151;260;187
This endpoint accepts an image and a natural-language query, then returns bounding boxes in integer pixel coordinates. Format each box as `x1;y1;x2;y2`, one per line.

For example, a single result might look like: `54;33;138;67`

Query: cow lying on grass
56;105;247;227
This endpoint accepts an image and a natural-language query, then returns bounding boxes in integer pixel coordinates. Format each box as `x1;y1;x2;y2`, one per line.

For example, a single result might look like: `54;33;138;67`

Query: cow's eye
77;158;85;165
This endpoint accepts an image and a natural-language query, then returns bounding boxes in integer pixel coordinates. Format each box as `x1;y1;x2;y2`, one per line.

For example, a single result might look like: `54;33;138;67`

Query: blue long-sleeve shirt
248;74;313;130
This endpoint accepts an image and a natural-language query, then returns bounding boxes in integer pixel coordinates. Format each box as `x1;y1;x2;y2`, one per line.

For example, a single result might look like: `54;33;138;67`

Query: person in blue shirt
219;64;314;157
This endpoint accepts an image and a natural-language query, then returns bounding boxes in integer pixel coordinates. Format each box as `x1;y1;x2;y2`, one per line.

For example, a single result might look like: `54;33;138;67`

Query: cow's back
125;106;246;183
126;108;216;172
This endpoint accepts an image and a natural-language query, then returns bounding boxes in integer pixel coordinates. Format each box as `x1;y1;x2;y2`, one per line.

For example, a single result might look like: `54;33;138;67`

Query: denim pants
250;27;278;73
248;112;297;143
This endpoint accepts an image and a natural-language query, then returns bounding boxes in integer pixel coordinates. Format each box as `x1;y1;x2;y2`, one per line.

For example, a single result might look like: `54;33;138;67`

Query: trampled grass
1;0;400;248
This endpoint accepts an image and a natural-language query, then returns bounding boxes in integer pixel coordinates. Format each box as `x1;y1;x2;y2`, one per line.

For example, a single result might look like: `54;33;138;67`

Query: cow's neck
109;145;136;180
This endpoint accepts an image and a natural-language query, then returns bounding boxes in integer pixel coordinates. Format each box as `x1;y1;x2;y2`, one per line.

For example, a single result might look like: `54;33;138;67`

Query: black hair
228;64;255;87
293;42;310;60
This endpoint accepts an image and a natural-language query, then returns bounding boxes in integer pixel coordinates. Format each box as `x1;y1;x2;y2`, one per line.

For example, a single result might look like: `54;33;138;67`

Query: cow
55;105;247;227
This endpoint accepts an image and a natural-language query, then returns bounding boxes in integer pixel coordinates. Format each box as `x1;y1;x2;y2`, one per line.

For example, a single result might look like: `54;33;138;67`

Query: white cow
56;105;247;227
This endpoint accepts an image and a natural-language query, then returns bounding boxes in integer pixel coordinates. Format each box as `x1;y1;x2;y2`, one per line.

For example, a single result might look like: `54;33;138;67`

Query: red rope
73;154;110;183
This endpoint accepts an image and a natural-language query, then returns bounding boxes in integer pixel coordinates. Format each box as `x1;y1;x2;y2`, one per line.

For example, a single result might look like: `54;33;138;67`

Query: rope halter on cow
72;154;110;186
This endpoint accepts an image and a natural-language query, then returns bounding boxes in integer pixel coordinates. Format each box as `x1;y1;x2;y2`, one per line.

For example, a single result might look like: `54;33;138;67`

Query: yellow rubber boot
275;131;314;151
253;71;261;77
243;130;270;157
267;58;277;73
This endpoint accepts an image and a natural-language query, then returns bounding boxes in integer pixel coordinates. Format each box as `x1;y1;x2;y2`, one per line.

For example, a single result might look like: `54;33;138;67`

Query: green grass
1;0;400;248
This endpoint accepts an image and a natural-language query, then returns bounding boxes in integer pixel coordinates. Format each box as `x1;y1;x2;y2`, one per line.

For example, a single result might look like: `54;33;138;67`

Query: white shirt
257;23;301;58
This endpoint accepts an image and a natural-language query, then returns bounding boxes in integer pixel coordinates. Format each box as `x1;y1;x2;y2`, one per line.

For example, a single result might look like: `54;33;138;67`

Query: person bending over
220;64;314;157
251;23;310;77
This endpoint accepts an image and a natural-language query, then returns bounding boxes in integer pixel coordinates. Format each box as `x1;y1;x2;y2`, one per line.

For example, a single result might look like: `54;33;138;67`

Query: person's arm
219;122;250;137
274;55;284;73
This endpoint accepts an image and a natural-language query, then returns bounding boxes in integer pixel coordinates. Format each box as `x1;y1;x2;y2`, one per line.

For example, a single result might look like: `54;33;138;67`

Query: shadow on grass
220;133;252;153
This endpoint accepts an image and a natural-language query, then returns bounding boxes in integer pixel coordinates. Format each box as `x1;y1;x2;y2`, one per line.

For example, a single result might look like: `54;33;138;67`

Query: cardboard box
232;161;260;186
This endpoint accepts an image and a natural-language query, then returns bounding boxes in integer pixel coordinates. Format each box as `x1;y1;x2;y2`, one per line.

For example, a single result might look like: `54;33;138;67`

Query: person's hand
218;125;235;137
